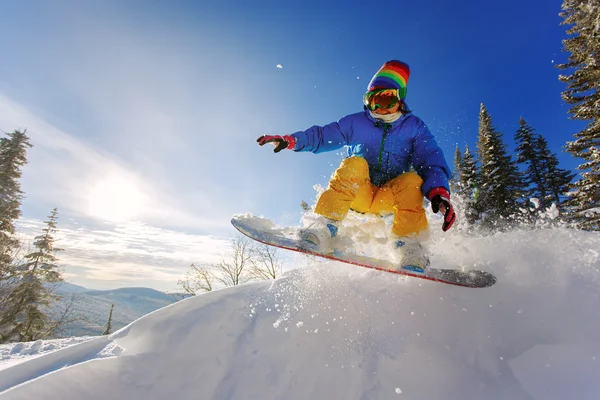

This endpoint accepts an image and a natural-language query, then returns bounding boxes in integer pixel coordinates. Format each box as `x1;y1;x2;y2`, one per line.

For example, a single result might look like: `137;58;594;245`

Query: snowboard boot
299;216;339;253
394;238;430;274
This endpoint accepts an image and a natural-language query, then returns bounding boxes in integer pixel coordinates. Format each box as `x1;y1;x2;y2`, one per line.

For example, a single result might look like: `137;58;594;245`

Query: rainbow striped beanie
366;60;410;99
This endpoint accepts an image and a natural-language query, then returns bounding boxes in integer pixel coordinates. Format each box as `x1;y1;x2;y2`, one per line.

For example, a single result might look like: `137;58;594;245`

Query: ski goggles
363;88;401;110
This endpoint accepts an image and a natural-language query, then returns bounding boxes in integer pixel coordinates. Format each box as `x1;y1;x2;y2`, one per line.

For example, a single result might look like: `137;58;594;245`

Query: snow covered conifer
0;130;32;342
451;145;479;226
556;0;600;230
536;134;576;212
515;118;575;220
450;146;464;195
0;130;31;272
458;145;480;225
476;104;526;228
515;118;547;204
2;208;64;342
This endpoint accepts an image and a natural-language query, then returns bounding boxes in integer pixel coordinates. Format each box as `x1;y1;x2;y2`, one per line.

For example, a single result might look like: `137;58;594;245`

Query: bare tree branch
250;243;282;280
177;264;214;295
214;235;253;287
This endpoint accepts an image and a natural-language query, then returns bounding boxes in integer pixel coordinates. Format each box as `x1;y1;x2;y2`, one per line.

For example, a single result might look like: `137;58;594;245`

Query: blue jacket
291;110;451;197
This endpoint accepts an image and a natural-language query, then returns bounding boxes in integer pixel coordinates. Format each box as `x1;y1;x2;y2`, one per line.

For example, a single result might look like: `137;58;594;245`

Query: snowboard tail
231;216;496;288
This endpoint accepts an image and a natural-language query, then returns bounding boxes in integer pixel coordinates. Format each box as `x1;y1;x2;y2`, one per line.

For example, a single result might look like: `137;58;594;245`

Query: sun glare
87;176;147;222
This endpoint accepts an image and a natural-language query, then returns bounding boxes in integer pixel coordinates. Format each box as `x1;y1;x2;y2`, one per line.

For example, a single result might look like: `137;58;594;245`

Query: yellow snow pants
314;156;428;237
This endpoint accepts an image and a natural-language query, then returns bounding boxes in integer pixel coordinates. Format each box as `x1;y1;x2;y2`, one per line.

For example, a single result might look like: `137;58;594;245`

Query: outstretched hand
429;188;456;232
256;135;296;153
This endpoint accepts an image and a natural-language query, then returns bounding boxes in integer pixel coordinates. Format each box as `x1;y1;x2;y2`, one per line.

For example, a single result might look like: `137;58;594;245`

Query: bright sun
87;176;146;222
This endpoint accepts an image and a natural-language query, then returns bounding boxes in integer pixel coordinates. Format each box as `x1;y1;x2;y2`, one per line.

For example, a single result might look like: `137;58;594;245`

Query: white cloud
0;92;249;291
0;93;232;232
16;218;232;291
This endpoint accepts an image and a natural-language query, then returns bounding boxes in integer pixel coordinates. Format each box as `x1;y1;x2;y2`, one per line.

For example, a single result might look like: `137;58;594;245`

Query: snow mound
1;226;599;400
0;337;97;371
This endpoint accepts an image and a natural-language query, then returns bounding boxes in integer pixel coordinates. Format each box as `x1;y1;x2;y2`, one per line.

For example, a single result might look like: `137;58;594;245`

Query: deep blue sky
0;0;584;288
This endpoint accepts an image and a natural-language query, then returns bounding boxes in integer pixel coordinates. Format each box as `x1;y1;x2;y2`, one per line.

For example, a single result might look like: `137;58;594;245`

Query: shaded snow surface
1;225;599;399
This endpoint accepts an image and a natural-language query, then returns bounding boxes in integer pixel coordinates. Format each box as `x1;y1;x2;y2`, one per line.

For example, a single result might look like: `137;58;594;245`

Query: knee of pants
334;156;369;181
388;172;423;189
350;183;377;214
368;187;395;215
387;172;424;210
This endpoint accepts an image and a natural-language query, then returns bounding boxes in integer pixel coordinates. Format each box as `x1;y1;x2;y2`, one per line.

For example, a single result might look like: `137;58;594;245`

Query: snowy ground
0;216;599;399
0;337;97;371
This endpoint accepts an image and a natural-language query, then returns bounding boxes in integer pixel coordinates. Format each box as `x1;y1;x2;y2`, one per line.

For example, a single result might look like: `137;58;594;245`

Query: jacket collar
364;109;411;125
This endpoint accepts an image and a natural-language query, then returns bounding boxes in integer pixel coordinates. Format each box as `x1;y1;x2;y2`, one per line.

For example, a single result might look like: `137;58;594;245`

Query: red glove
428;187;456;232
256;135;296;153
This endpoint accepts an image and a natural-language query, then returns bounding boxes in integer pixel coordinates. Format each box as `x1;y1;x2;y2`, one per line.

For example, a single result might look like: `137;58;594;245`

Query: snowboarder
256;60;456;273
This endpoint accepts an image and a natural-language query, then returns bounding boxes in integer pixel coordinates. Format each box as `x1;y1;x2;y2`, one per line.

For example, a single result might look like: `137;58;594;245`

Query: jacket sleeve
290;115;354;154
410;118;452;197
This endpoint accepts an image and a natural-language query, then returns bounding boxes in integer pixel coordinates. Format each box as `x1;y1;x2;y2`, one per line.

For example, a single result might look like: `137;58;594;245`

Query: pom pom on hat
366;60;410;99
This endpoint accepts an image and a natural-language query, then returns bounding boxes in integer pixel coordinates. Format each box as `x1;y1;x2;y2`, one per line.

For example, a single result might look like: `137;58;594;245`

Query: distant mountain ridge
82;287;176;302
53;283;181;338
55;282;89;293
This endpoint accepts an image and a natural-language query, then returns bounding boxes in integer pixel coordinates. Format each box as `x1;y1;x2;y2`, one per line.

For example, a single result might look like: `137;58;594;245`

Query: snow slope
0;337;97;371
0;223;599;400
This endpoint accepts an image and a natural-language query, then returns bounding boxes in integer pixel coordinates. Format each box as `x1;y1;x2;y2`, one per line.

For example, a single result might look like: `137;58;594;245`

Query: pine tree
103;304;114;335
450;145;463;195
536;135;576;211
556;0;600;230
514;118;547;205
476;104;526;228
514;119;576;220
0;130;32;342
2;209;64;342
0;130;31;271
458;145;480;225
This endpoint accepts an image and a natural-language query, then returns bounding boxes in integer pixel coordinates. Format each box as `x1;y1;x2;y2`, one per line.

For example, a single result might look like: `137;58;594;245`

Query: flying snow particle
530;197;540;209
277;64;283;69
395;388;402;394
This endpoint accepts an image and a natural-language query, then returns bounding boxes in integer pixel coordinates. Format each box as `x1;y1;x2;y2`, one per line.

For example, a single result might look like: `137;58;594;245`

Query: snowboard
231;216;497;288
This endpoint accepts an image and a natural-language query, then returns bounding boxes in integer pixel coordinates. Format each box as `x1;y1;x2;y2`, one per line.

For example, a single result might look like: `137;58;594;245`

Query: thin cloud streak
0;93;232;233
16;218;232;291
